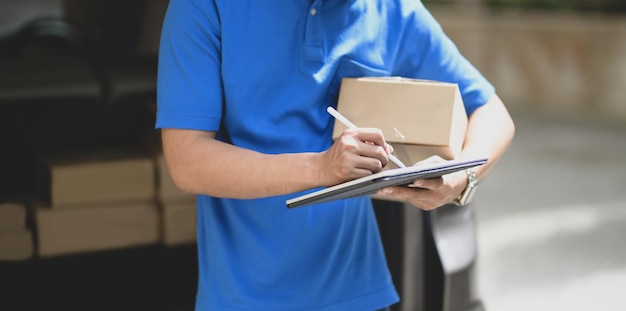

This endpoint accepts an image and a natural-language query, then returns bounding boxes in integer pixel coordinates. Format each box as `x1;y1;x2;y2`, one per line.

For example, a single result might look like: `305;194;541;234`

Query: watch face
466;168;477;185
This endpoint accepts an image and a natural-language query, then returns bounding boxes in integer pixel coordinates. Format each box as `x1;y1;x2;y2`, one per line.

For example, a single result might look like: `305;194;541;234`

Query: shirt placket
303;0;324;62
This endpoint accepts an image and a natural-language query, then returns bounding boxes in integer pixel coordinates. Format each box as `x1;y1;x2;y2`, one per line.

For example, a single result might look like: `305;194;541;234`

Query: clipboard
286;157;487;208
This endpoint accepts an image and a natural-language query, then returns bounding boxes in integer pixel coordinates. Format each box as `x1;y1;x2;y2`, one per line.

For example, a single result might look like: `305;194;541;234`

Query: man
156;0;515;310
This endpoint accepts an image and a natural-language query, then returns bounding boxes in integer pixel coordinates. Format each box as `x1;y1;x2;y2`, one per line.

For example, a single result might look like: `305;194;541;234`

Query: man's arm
457;94;515;181
161;127;395;199
377;94;515;209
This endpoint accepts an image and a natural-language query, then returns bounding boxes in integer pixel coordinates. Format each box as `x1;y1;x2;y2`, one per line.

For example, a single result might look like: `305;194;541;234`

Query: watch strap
454;168;478;206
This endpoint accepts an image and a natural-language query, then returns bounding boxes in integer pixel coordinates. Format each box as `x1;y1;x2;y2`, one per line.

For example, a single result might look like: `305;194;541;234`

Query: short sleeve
155;0;223;131
401;2;495;116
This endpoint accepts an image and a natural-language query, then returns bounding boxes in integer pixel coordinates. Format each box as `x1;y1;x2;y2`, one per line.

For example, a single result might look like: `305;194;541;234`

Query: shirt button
310;8;317;16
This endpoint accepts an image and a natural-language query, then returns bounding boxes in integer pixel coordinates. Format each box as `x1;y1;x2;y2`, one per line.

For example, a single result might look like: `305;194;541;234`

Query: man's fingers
356;140;389;167
410;177;443;190
344;128;388;149
340;128;390;169
377;186;444;211
415;155;445;165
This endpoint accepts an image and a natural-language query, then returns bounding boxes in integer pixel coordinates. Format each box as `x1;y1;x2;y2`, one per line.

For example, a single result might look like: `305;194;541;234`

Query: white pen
327;106;407;168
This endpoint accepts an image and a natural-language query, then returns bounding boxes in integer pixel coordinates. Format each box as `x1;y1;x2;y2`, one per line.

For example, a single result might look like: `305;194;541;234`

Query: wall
431;6;626;122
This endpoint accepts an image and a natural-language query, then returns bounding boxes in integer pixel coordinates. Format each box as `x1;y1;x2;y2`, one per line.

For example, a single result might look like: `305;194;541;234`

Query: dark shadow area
0;244;198;311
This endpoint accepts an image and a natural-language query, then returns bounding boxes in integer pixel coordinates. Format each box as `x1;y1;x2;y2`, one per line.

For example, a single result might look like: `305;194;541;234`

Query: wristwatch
454;168;478;206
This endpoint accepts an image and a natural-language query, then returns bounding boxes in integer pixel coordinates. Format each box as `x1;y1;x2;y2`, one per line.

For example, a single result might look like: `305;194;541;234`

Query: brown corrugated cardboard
37;152;156;208
157;153;197;246
0;202;27;230
333;77;468;166
157;154;195;203
162;199;197;246
0;229;34;261
35;202;159;257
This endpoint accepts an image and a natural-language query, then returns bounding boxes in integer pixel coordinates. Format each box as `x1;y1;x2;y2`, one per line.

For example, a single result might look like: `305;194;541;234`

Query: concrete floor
474;111;626;310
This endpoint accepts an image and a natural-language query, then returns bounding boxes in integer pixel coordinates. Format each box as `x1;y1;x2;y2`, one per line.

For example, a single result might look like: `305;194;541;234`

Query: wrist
453;168;478;206
307;152;329;188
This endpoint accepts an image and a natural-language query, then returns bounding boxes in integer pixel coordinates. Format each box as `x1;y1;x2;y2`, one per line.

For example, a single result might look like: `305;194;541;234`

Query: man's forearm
162;129;326;199
461;94;515;181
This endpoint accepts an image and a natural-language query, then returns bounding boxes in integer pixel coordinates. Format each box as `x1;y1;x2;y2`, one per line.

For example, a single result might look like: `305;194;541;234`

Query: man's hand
376;156;469;210
318;128;394;186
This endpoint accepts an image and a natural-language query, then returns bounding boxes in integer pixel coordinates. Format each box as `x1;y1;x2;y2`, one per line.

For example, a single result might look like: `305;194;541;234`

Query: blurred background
0;0;625;310
423;1;626;310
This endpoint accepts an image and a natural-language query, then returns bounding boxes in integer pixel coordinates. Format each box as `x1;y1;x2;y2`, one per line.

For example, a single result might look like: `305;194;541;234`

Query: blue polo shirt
156;1;494;310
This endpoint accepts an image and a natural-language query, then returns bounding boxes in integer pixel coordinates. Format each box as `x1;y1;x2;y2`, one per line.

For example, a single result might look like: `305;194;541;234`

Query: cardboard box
162;199;197;246
37;151;156;208
35;202;159;257
0;202;27;230
0;229;34;261
156;154;197;246
333;77;468;166
157;154;195;203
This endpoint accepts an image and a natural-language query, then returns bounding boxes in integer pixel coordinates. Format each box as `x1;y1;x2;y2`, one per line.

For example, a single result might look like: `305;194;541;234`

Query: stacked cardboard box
156;154;197;246
33;151;159;258
0;202;33;261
